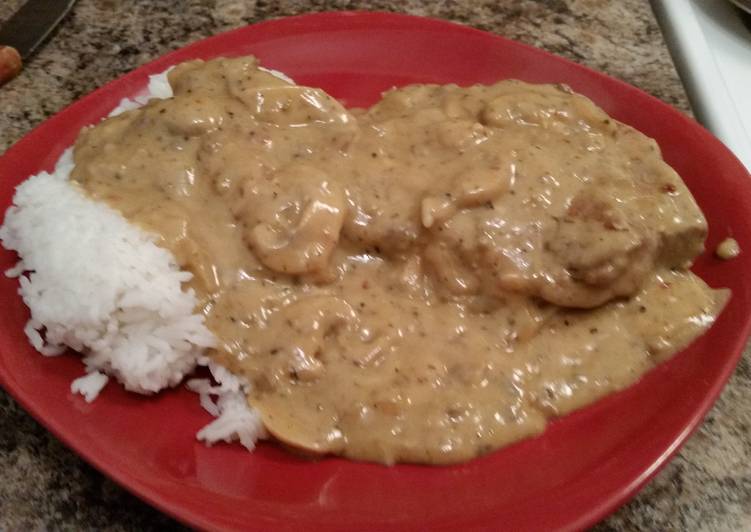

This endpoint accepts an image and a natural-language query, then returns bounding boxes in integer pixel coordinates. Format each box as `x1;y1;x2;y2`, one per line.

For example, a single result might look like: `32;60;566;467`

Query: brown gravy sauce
72;57;727;465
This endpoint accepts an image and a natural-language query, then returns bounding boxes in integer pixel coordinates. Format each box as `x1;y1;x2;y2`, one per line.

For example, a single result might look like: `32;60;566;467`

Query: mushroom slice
421;167;512;229
250;295;356;455
254;394;346;457
247;177;346;275
272;295;357;382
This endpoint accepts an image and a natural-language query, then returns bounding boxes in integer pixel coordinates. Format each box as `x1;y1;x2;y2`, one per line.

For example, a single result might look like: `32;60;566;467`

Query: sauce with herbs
72;57;727;464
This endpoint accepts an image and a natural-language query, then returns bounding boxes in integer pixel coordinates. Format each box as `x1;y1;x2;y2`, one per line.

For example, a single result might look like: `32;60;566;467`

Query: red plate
1;12;750;532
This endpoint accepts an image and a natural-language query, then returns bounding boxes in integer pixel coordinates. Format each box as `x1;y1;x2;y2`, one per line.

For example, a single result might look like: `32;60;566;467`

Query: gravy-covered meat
72;56;727;465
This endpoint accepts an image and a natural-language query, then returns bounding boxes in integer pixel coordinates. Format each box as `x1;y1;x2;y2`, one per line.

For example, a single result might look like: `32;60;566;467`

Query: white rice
0;153;214;394
71;371;109;402
187;358;267;449
0;63;291;449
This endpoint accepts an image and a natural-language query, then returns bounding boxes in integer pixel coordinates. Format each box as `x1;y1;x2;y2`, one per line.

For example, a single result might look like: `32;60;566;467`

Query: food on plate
0;56;729;465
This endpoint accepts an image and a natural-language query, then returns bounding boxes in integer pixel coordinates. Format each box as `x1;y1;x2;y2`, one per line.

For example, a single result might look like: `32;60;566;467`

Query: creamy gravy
72;57;727;465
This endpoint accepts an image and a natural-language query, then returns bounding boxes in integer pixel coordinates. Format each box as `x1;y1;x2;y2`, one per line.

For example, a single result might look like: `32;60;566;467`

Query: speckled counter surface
0;0;749;530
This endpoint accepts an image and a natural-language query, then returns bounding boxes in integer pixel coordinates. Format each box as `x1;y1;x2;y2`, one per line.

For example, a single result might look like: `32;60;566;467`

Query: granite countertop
0;0;749;530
